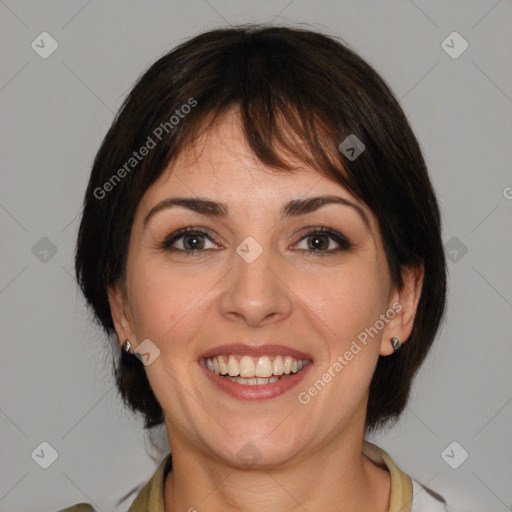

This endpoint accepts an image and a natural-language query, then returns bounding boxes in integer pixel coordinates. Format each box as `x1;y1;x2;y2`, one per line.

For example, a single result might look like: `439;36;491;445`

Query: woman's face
109;110;421;467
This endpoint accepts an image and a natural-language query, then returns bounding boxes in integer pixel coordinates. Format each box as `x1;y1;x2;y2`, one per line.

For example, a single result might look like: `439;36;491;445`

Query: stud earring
390;337;402;352
122;340;132;354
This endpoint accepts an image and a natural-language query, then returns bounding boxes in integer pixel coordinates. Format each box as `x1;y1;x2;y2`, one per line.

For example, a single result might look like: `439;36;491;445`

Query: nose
217;239;293;328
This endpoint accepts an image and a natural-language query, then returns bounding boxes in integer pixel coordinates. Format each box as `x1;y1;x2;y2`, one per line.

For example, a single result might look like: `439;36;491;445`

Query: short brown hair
75;24;447;433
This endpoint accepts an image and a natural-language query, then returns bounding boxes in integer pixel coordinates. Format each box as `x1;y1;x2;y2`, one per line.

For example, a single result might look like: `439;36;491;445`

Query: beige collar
128;440;413;512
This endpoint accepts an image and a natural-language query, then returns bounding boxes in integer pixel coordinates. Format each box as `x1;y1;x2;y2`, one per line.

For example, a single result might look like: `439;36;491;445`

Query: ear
380;263;424;356
107;280;137;350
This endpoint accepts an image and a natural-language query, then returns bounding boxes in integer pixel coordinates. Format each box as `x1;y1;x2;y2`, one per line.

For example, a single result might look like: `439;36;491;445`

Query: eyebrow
143;195;370;230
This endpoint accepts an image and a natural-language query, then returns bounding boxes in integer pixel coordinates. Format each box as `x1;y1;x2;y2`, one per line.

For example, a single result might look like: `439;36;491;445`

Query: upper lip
198;343;314;361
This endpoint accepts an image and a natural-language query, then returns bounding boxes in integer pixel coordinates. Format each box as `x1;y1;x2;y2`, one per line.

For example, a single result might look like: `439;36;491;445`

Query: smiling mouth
205;354;310;385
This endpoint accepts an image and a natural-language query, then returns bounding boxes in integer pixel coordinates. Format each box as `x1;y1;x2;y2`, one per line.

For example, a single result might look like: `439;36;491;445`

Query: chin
207;428;303;469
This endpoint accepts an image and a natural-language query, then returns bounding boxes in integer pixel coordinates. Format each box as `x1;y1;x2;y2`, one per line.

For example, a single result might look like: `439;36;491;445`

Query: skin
108;108;424;512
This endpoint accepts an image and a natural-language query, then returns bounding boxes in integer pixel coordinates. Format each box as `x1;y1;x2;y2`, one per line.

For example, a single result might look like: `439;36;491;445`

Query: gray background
1;1;511;511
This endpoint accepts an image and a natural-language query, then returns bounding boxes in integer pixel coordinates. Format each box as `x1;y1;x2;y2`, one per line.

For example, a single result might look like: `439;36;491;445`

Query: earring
122;340;132;354
390;337;402;352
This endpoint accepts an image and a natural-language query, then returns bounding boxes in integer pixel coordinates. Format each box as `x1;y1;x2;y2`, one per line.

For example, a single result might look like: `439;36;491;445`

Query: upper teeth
206;355;306;378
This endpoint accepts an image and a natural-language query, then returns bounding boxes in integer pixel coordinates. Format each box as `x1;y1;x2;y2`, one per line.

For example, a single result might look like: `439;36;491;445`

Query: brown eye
160;226;352;256
294;228;352;254
161;227;218;252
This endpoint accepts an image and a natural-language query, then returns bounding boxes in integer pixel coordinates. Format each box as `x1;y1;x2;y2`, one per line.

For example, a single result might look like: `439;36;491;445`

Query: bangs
158;98;359;204
129;28;369;202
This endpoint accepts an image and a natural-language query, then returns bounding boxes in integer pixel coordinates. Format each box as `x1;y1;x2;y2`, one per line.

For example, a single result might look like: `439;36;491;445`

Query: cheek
292;259;388;405
128;261;214;351
297;261;387;341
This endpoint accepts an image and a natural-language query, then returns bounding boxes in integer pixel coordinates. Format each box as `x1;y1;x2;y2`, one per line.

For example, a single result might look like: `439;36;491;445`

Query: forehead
141;110;364;210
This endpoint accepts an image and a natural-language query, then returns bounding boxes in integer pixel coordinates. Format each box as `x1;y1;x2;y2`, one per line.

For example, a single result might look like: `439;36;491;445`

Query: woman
67;24;449;511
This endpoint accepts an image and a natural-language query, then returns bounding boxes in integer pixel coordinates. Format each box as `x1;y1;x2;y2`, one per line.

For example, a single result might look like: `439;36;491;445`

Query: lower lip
199;360;312;400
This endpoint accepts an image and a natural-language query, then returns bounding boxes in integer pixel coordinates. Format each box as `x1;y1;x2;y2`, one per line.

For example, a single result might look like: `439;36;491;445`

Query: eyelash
159;226;353;256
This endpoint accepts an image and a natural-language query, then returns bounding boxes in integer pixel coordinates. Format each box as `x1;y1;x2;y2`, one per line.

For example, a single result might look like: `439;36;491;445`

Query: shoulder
363;440;452;512
56;504;96;512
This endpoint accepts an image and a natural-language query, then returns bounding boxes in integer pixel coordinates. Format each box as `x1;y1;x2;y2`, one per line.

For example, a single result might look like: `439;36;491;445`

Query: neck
163;431;390;512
